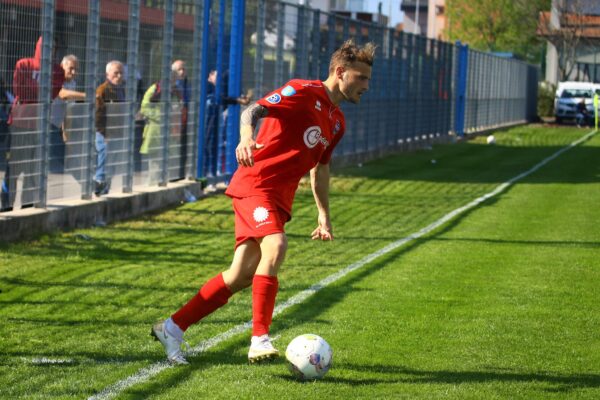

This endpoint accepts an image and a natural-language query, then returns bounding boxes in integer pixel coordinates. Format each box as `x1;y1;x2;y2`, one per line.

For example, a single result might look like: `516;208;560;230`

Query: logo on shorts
253;207;269;223
303;126;329;149
266;93;281;104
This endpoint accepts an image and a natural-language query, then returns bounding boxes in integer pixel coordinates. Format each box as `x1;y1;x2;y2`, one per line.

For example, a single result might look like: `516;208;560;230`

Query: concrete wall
0;181;205;243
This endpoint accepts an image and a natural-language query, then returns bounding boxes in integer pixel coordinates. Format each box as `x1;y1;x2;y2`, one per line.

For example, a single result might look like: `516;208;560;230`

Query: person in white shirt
49;54;85;174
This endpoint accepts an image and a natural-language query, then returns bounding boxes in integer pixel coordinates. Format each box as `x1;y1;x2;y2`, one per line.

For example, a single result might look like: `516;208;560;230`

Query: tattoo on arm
240;103;268;128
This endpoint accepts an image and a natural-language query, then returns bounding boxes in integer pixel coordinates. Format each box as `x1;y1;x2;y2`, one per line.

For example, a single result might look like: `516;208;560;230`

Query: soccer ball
486;135;496;145
285;334;333;380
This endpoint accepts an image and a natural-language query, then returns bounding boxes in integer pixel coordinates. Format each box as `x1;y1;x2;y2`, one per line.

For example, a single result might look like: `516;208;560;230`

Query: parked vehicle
554;81;600;124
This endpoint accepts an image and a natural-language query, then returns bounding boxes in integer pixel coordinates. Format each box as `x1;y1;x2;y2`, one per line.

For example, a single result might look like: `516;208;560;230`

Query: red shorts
232;196;289;249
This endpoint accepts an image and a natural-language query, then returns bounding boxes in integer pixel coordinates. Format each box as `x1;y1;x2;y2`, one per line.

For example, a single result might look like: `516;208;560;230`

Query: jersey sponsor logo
281;85;296;96
315;100;321;111
334;120;341;134
303;126;329;149
265;93;281;104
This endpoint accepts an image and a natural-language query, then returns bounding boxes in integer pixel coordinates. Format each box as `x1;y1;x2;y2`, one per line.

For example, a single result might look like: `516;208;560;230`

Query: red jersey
225;79;346;218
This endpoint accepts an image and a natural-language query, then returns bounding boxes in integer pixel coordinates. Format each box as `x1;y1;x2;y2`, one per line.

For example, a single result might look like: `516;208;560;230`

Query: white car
554;81;600;124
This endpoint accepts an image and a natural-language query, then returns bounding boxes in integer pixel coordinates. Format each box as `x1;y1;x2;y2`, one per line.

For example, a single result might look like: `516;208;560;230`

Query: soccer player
152;39;375;365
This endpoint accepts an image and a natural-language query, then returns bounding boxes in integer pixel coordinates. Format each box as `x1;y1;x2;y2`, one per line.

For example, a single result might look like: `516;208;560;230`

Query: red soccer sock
252;274;279;337
172;273;232;332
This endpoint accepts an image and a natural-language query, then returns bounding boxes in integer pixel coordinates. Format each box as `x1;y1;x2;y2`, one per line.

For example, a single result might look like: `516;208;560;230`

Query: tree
446;0;551;63
537;0;594;81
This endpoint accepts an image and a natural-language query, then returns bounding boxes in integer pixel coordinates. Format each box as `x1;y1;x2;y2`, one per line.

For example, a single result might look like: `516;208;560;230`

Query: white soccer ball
285;334;333;380
486;135;496;145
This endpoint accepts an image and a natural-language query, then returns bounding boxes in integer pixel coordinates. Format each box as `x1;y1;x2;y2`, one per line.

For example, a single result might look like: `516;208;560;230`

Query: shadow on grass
116;238;428;398
431;236;600;248
111;187;594;397
83;194;486;397
0;276;200;292
337;140;600;185
329;362;600;391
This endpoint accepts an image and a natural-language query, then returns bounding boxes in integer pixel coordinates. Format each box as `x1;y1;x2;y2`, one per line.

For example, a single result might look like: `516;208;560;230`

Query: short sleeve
256;81;305;119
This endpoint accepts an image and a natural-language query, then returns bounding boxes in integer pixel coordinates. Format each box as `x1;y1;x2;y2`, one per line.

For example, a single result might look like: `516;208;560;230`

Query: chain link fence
0;0;537;213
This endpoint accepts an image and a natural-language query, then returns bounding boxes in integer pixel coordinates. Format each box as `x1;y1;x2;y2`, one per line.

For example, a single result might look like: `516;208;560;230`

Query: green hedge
538;81;556;118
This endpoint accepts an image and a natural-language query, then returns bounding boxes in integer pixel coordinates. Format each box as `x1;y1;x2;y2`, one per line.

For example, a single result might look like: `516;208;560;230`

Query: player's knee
227;274;253;293
223;269;255;292
262;234;287;260
238;270;255;288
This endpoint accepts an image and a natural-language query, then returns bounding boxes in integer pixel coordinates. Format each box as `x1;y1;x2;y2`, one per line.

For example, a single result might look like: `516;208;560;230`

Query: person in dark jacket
575;99;589;128
94;60;125;195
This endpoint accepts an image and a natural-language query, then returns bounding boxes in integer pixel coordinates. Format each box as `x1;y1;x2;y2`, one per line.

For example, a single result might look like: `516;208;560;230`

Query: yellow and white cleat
248;334;280;363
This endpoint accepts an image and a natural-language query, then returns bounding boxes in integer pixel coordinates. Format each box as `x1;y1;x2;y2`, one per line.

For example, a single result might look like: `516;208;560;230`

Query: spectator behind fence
94;60;125;196
575;99;589;128
139;63;186;185
171;60;190;179
0;79;14;210
203;69;252;189
3;36;64;211
49;55;86;174
12;36;64;107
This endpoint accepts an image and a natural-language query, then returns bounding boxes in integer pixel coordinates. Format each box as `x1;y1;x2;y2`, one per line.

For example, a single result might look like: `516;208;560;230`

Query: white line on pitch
89;129;596;400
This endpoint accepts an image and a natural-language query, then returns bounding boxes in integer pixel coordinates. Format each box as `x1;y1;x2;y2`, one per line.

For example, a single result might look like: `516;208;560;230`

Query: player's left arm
310;162;333;241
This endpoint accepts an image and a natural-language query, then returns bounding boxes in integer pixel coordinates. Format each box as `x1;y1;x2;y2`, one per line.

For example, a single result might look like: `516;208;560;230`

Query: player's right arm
310;162;333;241
236;102;267;167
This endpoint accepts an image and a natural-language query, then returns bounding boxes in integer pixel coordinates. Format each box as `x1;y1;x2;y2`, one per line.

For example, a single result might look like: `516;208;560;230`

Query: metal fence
0;0;538;213
463;49;536;133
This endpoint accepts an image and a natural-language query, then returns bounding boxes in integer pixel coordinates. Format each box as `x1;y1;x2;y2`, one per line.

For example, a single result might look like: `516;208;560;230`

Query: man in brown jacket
94;60;125;196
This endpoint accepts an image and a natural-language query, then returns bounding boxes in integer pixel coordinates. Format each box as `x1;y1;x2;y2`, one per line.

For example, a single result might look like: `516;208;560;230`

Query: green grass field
1;125;599;399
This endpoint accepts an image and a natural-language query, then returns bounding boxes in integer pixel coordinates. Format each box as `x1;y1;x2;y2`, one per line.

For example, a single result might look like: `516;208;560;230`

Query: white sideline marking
25;357;75;365
89;130;596;400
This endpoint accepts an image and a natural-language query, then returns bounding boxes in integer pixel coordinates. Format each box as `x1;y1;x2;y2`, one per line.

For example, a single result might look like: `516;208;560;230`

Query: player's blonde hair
328;39;376;74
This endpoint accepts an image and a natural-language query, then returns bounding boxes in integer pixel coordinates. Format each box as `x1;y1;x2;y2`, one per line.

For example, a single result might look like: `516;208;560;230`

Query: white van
554;81;600;124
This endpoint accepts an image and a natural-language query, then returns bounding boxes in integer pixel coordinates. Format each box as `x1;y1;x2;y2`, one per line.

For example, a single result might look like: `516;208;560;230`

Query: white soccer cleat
151;321;189;365
248;334;280;363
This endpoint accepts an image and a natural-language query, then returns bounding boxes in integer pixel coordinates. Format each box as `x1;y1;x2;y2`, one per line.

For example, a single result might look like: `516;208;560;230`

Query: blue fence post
215;0;226;176
225;0;245;176
454;41;468;136
196;0;212;179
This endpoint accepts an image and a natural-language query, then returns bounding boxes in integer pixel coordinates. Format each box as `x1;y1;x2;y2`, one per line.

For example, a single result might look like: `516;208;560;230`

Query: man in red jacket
3;37;64;210
12;36;64;106
152;39;375;365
